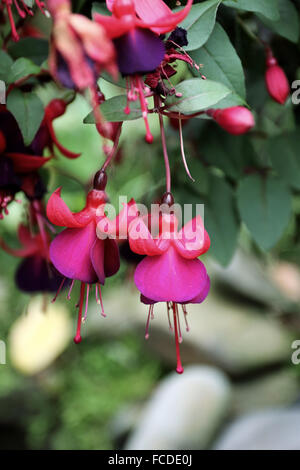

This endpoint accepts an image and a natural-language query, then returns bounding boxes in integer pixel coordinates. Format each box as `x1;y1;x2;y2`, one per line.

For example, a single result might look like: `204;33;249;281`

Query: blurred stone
214;407;300;450
232;369;300;416
125;366;231;450
88;284;293;376
9;296;72;375
209;249;295;310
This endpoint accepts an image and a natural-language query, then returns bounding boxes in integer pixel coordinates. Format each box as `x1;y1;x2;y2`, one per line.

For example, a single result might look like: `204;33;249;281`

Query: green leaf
237;174;292;250
0;50;13;83
202;129;257;180
7;58;40;84
268;132;300;190
224;0;280;21
178;0;221;51
8;38;49;66
7;89;44;146
84;95;142;123
165;78;232;114
205;174;239;266
258;0;299;43
190;23;246;99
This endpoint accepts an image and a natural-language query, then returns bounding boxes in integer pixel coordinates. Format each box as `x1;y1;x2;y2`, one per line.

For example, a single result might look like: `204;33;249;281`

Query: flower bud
207;107;255;135
265;53;289;105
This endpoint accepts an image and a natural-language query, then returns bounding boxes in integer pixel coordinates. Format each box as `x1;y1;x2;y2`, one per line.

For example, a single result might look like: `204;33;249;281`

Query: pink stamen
97;283;106;317
82;284;90;323
13;0;26;18
145;305;153;340
166;302;173;331
136;76;153;144
176;303;183;344
51;277;66;303
172;303;184;374
74;282;85;344
182;304;190;332
178;117;194;182
5;1;19;41
67;279;75;300
157;96;171;193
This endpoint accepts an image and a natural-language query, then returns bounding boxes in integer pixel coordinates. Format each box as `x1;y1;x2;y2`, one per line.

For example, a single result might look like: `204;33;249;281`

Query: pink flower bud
265;50;289;105
207;107;255;135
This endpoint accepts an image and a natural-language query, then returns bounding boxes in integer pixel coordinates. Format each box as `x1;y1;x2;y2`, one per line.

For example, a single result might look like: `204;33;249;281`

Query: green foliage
7;89;44;146
257;0;300;43
84;95;142;123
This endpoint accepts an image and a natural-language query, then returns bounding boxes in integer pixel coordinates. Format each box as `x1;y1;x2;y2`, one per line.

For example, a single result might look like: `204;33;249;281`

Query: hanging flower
265;47;289;105
46;170;138;343
128;206;210;373
0;224;63;293
48;0;117;91
94;0;193;143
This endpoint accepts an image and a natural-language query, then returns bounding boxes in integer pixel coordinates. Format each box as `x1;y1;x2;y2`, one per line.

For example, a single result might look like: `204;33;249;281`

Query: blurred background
1;0;300;450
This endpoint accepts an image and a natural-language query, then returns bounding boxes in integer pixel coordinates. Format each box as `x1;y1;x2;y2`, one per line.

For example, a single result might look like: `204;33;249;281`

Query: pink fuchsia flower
1;0;47;42
128;209;210;374
94;0;193;143
48;0;117;91
207;107;255;135
32;99;81;159
47;171;138;343
265;48;289;105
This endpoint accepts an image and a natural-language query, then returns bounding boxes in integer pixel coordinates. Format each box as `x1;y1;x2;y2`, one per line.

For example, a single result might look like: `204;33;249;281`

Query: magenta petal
90;238;105;285
134;246;208;303
104;238;120;278
188;274;210;304
50;222;98;283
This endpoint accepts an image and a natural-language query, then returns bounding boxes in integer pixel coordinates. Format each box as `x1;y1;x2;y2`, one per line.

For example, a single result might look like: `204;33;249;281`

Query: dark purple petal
104;238;120;278
0;110;26;153
0;156;21;190
114;28;165;75
15;255;65;293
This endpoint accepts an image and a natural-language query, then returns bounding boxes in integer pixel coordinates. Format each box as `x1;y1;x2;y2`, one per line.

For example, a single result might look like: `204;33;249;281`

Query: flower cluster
0;0;292;373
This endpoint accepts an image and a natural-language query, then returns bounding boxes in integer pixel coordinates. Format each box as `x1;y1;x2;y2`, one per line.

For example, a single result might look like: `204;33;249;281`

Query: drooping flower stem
178;115;194;182
74;282;86;344
157;97;171;193
101;123;122;171
172;303;184;374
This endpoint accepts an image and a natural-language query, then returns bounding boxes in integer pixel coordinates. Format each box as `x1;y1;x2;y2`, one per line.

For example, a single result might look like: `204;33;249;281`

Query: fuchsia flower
128;207;210;374
48;0;117;91
207;107;255;135
47;171;138;343
94;0;193;143
265;48;289;105
1;0;46;42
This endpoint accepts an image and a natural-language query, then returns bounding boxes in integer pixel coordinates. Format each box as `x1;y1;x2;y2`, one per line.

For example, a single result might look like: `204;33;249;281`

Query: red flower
48;0;117;91
47;173;138;343
207;106;255;135
265;48;289;105
94;0;193;143
129;210;210;373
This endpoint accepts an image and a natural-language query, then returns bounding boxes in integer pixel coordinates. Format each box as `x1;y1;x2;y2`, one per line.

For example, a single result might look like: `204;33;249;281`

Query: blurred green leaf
224;0;280;21
7;58;40;84
237;174;292;250
268;132;300;190
8;38;49;66
258;0;300;43
84;95;142;123
0;50;13;82
205;174;239;265
7;89;44;146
